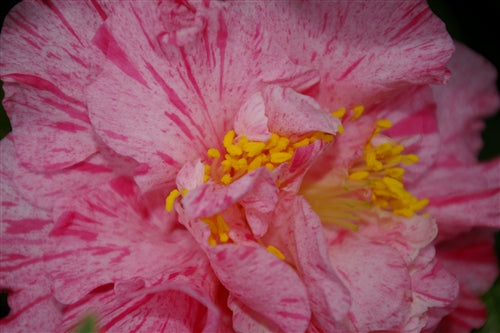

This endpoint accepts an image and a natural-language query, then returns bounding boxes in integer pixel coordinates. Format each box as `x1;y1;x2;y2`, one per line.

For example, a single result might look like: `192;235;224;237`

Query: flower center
300;116;429;231
203;129;333;185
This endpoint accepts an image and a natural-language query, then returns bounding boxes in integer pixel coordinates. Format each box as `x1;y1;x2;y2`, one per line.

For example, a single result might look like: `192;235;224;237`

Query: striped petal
0;0;112;170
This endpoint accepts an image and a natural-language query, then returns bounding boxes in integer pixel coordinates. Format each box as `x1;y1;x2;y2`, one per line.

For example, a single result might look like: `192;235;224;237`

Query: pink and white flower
0;1;498;332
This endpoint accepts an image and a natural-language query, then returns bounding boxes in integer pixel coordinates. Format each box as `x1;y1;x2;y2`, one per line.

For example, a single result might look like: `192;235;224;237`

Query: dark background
0;0;499;331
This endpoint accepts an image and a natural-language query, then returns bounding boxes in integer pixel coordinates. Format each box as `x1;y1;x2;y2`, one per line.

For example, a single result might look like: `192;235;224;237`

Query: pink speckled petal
181;168;274;220
409;246;459;330
291;196;351;332
60;284;221;333
233;1;454;107
87;2;323;191
0;136;62;330
45;176;213;305
207;244;311;333
432;42;500;164
327;234;412;331
411;159;500;238
228;295;280;333
437;230;498;297
0;1;112;170
263;85;340;136
380;86;441;183
234;92;271;142
11;144;137;210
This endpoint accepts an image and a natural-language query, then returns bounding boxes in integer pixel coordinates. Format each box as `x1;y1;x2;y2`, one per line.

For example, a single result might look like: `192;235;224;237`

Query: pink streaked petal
326;233;412;331
234;92;271;142
0;137;53;286
0;278;62;332
2;83;97;170
434;287;489;333
410;246;459;311
45;176;208;304
61;284;219;333
12;144;137;210
176;159;205;191
228;295;280;333
88;2;326;191
412;159;500;236
431;42;500;163
181;168;273;220
1;137;63;329
234;1;453;107
0;1;113;170
380;86;441;183
436;230;499;296
263;85;340;136
206;244;311;333
362;214;438;264
291;196;351;332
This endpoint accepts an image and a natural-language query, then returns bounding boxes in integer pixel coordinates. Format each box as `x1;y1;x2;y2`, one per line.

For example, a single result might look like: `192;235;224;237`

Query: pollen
266;245;286;260
200;126;339;186
165;189;180;212
201;214;231;246
300;113;430;232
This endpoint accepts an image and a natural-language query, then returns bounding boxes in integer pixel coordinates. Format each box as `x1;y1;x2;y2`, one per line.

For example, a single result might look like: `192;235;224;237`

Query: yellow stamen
331;107;346;118
207;148;221;159
165;189;180;212
351;105;365;120
349;171;370;180
266;245;286;260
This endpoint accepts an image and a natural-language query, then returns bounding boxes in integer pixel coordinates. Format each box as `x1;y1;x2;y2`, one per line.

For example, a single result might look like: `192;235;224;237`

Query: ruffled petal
206;244;311;333
434;231;498;332
0;0;111;170
11;143;137;210
412;159;500;238
233;0;454;107
45;176;212;305
0;136;62;330
326;232;412;331
60;284;221;333
290;196;351;332
431;42;500;163
87;1;331;190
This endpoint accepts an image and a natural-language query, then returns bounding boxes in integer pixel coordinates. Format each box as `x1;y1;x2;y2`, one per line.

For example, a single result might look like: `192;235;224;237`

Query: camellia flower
1;1;499;332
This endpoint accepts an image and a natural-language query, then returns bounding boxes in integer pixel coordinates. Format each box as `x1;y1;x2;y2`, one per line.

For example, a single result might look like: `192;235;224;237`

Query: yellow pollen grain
400;154;419;164
331;107;347;118
220;174;232;185
207;148;221;159
337;124;345;134
376;119;393;129
243;141;266;157
351;105;365;120
293;138;311;148
248;155;263;172
270;152;293;163
265;163;275;171
266;245;286;260
165;189;180;212
223;130;236;148
349;171;370;180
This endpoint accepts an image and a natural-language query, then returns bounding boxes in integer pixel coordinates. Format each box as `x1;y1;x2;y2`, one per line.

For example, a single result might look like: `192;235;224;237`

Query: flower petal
0;136;62;330
87;1;328;191
45;176;211;305
431;42;500;163
235;1;454;107
0;0;111;170
60;284;222;333
291;196;351;332
326;233;412;331
206;244;311;333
